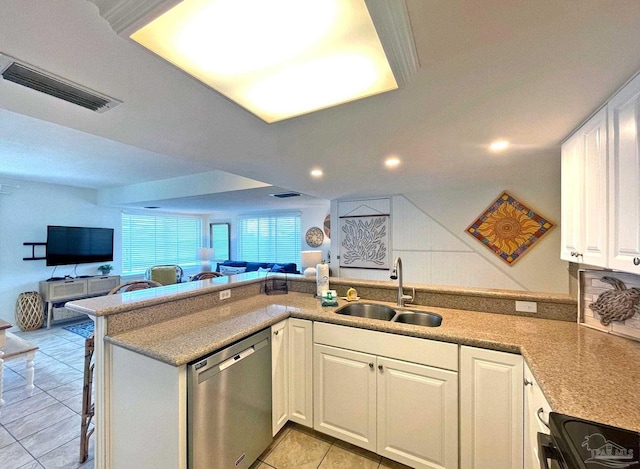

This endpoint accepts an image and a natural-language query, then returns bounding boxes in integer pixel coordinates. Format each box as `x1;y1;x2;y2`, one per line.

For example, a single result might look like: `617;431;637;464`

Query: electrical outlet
515;300;537;313
219;289;231;300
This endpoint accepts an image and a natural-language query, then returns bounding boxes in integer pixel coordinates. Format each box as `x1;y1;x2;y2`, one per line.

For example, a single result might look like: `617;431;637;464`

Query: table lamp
198;247;214;272
301;250;323;277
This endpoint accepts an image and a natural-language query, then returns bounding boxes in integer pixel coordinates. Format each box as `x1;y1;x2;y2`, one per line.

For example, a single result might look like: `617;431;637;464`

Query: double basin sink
335;303;442;327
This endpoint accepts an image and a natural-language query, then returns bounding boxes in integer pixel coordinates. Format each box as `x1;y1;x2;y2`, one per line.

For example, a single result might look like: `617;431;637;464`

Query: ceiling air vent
270;192;301;199
0;53;122;113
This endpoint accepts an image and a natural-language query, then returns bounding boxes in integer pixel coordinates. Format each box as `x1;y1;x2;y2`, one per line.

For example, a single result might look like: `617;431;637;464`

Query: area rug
63;320;94;338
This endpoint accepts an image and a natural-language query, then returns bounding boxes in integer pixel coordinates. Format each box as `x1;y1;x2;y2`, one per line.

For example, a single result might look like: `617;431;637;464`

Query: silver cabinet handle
537;407;550;430
634;257;640;266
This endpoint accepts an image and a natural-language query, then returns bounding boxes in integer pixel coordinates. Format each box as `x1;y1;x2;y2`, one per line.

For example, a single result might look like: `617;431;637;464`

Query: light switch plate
515;300;537;313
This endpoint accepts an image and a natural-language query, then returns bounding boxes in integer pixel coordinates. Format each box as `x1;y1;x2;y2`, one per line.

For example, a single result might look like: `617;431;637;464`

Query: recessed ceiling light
385;156;401;168
130;0;398;123
311;169;323;178
489;140;510;152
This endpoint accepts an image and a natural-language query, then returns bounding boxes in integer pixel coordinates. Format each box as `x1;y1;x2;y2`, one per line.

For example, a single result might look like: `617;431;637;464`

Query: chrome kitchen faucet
390;257;414;307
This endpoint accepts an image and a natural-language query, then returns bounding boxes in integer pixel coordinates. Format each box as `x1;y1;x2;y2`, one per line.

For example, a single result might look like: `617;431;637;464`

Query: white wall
330;175;567;294
0;178;121;326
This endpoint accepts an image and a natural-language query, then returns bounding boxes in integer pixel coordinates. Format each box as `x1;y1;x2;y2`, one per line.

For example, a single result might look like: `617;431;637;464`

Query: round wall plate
305;226;324;247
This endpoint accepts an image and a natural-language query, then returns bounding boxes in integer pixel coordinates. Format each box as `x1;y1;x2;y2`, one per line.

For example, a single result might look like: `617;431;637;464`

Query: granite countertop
105;292;640;433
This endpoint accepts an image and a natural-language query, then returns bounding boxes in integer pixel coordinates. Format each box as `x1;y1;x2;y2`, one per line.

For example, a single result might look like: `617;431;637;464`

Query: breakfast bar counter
101;290;640;434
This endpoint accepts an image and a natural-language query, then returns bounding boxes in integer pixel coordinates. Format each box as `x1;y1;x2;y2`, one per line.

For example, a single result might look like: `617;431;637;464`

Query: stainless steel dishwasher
188;328;272;469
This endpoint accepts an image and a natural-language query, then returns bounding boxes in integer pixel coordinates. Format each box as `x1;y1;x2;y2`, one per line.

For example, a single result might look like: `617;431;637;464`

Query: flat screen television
46;225;114;266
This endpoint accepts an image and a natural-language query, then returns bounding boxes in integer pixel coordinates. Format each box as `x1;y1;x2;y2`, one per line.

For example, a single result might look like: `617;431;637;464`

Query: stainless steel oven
538;412;640;469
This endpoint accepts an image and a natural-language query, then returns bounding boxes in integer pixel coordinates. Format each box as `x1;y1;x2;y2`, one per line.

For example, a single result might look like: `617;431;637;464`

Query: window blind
237;213;301;266
121;213;202;275
210;223;230;261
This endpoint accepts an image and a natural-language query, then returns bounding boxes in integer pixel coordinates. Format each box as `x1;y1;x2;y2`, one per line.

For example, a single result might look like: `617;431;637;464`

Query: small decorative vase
15;291;44;331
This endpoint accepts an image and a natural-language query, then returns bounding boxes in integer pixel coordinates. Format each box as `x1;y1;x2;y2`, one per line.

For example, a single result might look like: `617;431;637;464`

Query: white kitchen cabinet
271;318;313;434
460;346;523;469
377;356;458;469
288;318;313;427
313;323;459;469
271;320;289;435
560;107;608;266
314;343;377;451
608;73;640;273
524;363;552;469
560;131;584;262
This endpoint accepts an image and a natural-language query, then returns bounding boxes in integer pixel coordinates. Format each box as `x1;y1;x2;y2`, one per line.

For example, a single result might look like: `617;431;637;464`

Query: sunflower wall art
466;192;554;265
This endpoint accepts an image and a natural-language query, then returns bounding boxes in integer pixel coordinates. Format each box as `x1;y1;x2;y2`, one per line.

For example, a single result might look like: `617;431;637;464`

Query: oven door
537;433;567;469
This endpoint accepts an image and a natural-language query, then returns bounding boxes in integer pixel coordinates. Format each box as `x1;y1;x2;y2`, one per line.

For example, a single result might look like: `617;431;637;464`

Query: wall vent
0;53;122;113
270;192;301;199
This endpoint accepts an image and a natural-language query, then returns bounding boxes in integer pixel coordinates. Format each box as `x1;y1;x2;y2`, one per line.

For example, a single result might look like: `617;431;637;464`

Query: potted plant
98;264;113;275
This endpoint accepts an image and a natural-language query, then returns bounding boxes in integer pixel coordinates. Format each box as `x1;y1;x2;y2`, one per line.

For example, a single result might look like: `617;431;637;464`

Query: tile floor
252;423;412;469
0;323;93;469
1;323;411;469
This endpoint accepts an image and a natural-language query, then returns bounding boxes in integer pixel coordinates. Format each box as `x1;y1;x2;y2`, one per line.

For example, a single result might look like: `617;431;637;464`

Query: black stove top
549;412;640;469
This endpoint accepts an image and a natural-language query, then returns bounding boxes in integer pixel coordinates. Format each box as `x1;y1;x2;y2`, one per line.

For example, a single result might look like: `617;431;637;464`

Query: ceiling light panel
130;0;398;123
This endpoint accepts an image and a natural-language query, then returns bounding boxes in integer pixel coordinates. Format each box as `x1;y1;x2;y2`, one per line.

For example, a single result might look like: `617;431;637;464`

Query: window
121;213;202;275
210;223;230;261
237;213;301;266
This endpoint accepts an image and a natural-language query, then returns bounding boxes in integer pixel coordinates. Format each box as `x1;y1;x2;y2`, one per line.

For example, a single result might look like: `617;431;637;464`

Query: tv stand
39;275;121;329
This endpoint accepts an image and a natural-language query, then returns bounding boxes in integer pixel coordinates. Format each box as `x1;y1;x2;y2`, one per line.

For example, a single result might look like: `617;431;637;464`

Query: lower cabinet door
377;357;458;469
313;344;377;451
271;320;289;436
460;346;524;469
288;318;313;427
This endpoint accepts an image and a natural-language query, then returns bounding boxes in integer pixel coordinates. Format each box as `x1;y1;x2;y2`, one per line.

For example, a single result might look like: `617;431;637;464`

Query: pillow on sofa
257;267;271;273
219;265;247;275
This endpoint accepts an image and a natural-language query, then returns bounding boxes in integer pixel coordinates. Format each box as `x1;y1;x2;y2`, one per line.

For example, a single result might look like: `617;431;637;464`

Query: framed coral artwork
339;215;390;269
466;192;554;265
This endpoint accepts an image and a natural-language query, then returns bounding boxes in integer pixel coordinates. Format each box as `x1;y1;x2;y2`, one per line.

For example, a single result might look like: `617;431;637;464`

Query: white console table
39;275;120;329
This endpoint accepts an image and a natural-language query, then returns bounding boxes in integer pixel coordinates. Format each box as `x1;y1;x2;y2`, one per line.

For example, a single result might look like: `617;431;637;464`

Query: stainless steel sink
335;303;396;321
335;303;442;327
392;311;442;327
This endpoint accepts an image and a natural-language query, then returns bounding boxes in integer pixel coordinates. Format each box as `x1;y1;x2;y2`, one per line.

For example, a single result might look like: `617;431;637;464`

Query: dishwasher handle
194;335;270;385
219;346;255;371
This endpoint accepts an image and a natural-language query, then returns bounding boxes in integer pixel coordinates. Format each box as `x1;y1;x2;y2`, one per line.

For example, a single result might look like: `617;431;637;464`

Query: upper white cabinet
562;71;640;274
608;73;640;273
460;346;523;469
560;108;608;266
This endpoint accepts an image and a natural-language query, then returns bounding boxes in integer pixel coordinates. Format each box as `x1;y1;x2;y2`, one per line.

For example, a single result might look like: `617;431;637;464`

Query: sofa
215;260;299;275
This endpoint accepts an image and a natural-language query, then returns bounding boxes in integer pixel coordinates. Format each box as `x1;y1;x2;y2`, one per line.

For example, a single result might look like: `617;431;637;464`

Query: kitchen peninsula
67;272;640;469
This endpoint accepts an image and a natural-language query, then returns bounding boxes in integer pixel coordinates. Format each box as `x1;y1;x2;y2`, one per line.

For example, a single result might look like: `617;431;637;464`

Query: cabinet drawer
314;322;458;371
88;275;120;295
44;280;88;302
